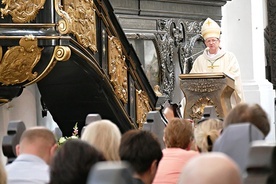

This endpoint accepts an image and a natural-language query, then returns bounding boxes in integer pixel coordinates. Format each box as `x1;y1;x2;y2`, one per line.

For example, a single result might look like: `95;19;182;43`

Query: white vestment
180;48;244;118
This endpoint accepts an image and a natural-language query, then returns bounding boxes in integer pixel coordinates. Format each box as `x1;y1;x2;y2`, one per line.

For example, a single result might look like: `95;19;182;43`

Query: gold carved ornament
0;35;43;85
136;90;152;129
190;97;218;120
55;0;97;52
108;36;128;104
24;45;71;86
1;0;46;23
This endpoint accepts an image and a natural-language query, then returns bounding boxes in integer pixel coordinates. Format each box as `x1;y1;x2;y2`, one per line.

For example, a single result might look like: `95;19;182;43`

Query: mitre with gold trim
201;17;221;40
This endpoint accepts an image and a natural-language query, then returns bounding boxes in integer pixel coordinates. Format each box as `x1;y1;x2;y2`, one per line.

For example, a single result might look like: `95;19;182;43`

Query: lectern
179;72;234;122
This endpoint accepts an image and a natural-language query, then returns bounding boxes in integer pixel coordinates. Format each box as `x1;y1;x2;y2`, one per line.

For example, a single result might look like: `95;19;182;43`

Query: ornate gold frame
108;36;128;104
0;35;71;86
136;89;152;128
55;0;97;52
1;0;46;23
0;35;42;85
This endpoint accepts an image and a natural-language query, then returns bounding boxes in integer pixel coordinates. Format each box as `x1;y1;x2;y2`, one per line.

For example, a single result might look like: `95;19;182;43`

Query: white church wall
222;0;275;140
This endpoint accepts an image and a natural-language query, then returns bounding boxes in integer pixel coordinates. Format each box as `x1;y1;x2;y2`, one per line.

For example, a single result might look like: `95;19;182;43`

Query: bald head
178;153;242;184
17;126;57;164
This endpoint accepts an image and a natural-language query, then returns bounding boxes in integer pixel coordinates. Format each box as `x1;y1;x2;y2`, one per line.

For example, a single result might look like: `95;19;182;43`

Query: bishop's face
204;37;220;54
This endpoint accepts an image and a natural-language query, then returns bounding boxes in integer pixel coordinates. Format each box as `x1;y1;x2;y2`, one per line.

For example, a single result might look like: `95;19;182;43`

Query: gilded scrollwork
55;0;97;52
24;46;71;86
136;89;152;129
1;0;46;23
0;35;43;85
108;36;128;104
190;97;218;120
54;46;71;62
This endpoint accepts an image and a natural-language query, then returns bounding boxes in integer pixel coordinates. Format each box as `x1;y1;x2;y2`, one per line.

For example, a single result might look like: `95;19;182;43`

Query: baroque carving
179;20;204;74
190;97;217;120
55;0;97;52
136;89;152;129
108;36;128;104
126;19;202;100
185;20;202;34
155;19;203;98
0;35;42;85
186;79;221;93
0;35;43;85
1;0;46;23
156;19;177;98
24;46;71;86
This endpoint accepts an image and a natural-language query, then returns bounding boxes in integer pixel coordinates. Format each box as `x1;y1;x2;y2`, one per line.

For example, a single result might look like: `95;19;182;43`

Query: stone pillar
222;0;275;140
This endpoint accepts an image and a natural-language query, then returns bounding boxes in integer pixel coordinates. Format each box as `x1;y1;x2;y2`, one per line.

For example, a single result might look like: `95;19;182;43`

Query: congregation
0;102;274;184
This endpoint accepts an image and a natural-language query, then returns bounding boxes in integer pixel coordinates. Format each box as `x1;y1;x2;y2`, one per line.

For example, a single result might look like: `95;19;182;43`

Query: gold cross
207;59;219;69
207;20;212;26
208;64;219;69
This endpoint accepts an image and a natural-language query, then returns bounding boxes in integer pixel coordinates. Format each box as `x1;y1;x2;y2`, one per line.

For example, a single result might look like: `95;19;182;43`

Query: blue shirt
5;154;50;184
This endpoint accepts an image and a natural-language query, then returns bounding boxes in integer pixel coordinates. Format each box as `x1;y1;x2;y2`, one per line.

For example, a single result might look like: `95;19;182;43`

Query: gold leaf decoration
55;0;97;52
24;46;71;86
108;36;128;104
1;0;46;23
136;90;152;129
0;35;43;85
190;97;218;120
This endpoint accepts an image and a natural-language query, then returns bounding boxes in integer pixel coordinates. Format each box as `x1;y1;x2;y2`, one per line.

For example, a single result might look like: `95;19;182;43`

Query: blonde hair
194;118;222;152
0;158;6;184
81;120;121;161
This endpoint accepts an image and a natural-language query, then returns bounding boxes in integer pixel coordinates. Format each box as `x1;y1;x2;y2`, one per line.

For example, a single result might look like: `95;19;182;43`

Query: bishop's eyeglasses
205;38;219;44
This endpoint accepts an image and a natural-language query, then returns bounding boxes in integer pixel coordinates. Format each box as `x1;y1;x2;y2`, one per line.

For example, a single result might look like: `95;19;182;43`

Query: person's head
49;139;105;184
119;130;163;184
0;158;6;184
178;152;242;184
201;17;221;54
81;119;121;161
16;126;57;164
164;118;193;150
223;103;270;137
194;118;223;152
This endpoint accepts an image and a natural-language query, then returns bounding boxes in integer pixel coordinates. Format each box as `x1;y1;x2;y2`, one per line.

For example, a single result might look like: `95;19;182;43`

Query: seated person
153;118;199;184
223;103;270;137
194;118;223;152
119;130;163;184
81;119;121;161
178;152;242;184
5;127;57;184
49;139;105;184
